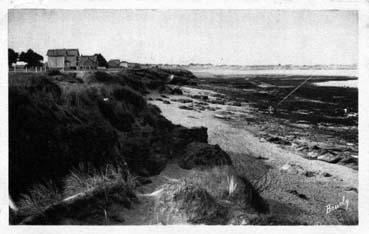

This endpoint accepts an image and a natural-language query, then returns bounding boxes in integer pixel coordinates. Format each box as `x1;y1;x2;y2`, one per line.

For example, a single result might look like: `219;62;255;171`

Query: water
190;68;358;77
314;80;358;88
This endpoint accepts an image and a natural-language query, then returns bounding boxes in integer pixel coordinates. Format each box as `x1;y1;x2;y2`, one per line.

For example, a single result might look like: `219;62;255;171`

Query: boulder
279;163;305;174
169;76;197;86
179;142;232;169
171;126;207;145
170;87;183;95
306;151;319;159
230;101;242;106
267;136;292;146
172;98;193;103
179;105;194;110
322;172;332;177
317;153;341;163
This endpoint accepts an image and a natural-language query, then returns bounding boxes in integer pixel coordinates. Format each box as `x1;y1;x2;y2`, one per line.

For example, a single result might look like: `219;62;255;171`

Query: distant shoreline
188;68;358;77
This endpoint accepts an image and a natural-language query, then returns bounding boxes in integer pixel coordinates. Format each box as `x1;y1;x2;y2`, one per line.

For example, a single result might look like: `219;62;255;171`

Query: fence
9;66;47;73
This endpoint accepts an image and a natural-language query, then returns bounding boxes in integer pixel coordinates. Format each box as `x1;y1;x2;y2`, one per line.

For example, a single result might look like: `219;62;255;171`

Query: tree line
8;48;43;68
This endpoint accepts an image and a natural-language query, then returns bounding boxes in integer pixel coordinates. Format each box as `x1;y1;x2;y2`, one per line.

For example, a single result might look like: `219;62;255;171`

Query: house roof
108;59;120;65
79;55;98;66
47;49;80;57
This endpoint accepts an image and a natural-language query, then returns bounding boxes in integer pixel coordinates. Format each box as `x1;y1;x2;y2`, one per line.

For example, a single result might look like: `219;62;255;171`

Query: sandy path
147;87;358;225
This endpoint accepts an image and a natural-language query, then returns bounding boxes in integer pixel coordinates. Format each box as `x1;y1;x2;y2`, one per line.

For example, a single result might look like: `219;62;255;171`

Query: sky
8;9;358;65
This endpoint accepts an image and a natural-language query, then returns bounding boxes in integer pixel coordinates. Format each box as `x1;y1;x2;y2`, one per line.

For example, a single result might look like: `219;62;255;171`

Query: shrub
93;71;117;83
63;164;136;197
15;165;138;225
48;69;62;76
17;181;63;217
113;86;146;111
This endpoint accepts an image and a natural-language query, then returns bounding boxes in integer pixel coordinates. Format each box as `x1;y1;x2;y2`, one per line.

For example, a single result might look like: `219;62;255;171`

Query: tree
94;53;108;67
19;49;43;67
8;49;18;68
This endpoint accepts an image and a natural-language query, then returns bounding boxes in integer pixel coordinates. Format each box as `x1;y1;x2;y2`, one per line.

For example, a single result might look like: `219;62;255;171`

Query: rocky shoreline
148;81;358;225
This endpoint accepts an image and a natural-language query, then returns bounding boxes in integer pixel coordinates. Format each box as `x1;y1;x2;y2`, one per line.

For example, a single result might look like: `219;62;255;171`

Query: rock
192;95;209;101
179;105;194;110
317;153;341;163
158;85;173;93
179;142;232;169
344;187;358;193
209;99;226;105
287;190;308;200
171;98;193;103
304;171;316;177
230;101;242;106
340;156;358;165
255;156;269;160
322;172;332;177
161;94;169;98
207;107;219;111
214;114;232;120
267;136;292;146
296;145;308;152
170;87;183;95
171;126;208;156
306;151;319;159
163;100;171;104
279;163;304;174
311;145;321;150
169;76;197;86
196;102;209;106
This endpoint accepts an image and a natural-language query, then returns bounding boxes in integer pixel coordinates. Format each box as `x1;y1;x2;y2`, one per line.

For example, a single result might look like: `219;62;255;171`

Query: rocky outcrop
178;142;232;169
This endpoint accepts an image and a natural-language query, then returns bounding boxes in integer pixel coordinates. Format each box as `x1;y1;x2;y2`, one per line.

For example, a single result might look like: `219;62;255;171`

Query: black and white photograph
1;0;369;231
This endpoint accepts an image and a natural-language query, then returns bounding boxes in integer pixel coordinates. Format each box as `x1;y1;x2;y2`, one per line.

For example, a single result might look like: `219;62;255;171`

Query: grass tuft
17;181;62;216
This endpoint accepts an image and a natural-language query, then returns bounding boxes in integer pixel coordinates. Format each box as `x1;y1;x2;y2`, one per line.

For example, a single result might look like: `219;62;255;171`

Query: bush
94;71;116;83
113;86;146;111
98;99;135;131
17;181;63;217
48;69;62;76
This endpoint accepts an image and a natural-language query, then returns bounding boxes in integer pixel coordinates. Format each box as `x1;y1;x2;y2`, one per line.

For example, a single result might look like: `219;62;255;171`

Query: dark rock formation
179;142;232;169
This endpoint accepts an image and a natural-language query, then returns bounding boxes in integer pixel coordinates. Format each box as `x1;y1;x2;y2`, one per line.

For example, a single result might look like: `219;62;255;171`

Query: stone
178;142;232;169
317;153;341;163
170;87;183;95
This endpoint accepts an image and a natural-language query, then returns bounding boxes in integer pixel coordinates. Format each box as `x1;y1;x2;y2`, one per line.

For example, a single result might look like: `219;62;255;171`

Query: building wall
120;62;128;68
65;56;78;68
79;56;98;69
48;56;65;68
